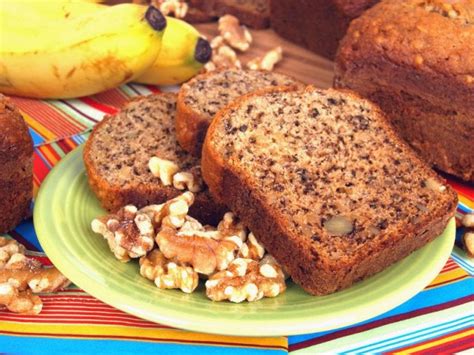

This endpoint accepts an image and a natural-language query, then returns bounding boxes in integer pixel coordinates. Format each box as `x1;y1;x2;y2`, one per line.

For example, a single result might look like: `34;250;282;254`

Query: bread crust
176;83;210;157
270;0;378;59
202;86;458;295
0;95;33;233
83;94;226;226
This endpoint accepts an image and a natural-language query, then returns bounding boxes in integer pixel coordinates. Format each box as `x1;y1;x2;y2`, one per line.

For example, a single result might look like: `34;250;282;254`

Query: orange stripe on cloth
391;328;474;355
0;322;287;351
425;261;469;289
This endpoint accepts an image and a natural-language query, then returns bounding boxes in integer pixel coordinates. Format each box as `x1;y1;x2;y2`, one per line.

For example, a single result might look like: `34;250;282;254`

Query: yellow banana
135;17;212;86
0;4;167;99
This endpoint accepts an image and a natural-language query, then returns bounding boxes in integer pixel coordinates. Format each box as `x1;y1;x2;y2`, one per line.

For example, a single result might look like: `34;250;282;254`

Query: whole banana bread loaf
335;0;474;182
270;0;379;59
176;69;300;156
0;95;33;233
83;93;226;225
201;86;458;295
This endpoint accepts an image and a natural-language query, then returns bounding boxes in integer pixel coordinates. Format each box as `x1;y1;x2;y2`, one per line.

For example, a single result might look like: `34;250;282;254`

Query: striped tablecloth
1;83;472;354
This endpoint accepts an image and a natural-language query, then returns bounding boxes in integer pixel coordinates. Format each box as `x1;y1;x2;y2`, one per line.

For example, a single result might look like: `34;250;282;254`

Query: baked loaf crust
201;86;457;295
83;93;226;225
270;0;379;59
176;69;300;156
0;95;33;233
335;0;474;182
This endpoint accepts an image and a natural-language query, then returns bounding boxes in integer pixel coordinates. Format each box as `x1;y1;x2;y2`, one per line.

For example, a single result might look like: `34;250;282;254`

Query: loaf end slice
176;69;301;156
84;93;226;225
202;86;457;295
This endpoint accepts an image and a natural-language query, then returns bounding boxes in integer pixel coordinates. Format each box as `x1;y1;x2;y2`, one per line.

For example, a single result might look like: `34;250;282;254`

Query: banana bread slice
176;69;301;156
201;86;458;295
83;93;226;225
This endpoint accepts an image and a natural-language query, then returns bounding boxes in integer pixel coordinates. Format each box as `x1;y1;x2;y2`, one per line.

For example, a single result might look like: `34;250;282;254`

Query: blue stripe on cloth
288;276;473;346
345;315;472;353
13;217;41;252
0;336;286;355
29;128;45;147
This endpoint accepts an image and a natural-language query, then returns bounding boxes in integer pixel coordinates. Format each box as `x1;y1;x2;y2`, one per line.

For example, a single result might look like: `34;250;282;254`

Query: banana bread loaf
201;86;457;295
270;0;379;59
0;95;33;233
176;69;300;156
335;0;474;182
83;93;226;225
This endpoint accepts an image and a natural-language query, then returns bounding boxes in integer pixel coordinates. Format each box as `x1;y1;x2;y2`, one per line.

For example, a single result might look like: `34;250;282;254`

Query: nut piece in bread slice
83;93;226;225
176;69;301;156
201;86;458;295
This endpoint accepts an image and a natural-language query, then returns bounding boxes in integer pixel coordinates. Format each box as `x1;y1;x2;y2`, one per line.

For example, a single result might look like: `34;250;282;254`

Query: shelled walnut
205;257;286;302
140;249;198;293
0;237;70;314
218;15;252;52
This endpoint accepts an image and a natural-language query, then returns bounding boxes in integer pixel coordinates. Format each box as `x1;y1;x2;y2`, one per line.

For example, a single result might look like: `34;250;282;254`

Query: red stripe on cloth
55;137;79;154
13;97;86;137
288;295;474;352
0;330;288;351
447;179;474;200
33;151;52;183
79;97;118;115
90;88;130;109
394;328;474;354
145;85;161;94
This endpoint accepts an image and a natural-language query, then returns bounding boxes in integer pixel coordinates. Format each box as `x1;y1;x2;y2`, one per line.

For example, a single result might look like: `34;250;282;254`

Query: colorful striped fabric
1;84;473;354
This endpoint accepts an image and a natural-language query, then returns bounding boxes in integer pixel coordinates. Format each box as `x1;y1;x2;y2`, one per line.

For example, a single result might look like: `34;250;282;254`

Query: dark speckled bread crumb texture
83;93;226;225
176;69;301;156
0;94;33;233
201;86;458;295
335;0;474;181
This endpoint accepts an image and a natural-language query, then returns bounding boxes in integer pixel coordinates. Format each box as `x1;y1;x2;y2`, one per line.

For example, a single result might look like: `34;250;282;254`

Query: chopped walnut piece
218;15;253;52
91;205;155;262
217;212;247;241
239;232;265;260
140;249;198;293
247;47;283;71
0;237;70;314
462;213;474;228
173;166;203;193
156;225;242;275
148;157;180;186
154;0;188;19
206;45;242;72
205;258;286;302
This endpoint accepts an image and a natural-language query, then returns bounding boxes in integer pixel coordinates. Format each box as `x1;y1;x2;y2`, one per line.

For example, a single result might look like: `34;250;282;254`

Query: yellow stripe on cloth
0;322;287;350
427;267;469;289
459;195;474;210
392;328;473;355
20;111;56;142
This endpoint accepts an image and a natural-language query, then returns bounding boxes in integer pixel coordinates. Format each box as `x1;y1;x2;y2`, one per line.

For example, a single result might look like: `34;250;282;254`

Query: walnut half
205;257;286;303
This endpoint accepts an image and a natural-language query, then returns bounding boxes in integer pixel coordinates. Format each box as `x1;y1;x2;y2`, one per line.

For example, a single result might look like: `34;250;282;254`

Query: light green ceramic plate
34;145;455;337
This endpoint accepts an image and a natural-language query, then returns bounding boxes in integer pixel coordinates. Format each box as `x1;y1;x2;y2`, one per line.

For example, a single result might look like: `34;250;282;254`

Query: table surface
0;24;473;355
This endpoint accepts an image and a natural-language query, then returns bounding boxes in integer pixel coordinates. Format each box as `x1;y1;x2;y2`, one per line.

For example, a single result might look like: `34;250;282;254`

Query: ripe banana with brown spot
0;4;167;99
135;16;212;86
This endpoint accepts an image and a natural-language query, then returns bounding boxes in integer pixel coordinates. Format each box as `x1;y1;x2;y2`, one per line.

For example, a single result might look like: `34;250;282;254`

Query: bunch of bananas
0;0;211;99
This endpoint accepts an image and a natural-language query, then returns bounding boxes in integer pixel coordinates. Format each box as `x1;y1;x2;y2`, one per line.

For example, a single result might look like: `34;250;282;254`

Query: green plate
34;145;455;337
